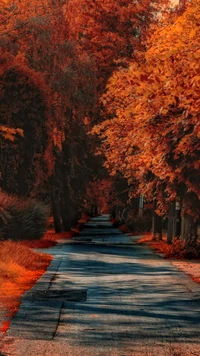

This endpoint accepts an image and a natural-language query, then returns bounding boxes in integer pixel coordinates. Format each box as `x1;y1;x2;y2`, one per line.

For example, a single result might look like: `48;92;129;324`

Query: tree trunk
153;200;162;240
61;192;72;232
138;195;144;218
91;204;98;216
62;215;72;232
71;209;81;227
184;214;198;245
167;202;175;244
174;201;181;237
111;205;116;219
51;196;63;233
50;179;63;233
181;195;198;245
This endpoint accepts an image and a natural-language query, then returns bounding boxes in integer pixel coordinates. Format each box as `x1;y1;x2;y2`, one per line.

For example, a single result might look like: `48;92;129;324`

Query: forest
0;0;200;248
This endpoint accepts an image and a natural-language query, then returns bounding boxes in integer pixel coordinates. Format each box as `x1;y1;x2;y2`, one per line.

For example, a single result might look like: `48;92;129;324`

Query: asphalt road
2;215;200;356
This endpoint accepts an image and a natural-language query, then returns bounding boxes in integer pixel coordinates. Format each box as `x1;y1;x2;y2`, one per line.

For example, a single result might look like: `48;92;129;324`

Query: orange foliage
0;126;23;142
84;179;113;213
138;233;200;260
0;240;52;332
93;0;200;217
65;0;167;92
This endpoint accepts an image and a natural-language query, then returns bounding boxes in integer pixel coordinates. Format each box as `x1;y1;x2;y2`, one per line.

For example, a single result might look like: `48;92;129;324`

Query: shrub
126;212;152;233
167;238;200;259
0;192;50;241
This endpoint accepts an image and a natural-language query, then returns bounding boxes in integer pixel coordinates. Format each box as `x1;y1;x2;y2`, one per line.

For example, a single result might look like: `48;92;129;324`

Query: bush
0;192;50;241
167;238;200;259
126;212;152;233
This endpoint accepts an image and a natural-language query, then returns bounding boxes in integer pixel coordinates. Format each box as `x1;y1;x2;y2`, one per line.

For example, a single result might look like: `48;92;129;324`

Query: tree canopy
1;0;199;238
92;0;200;219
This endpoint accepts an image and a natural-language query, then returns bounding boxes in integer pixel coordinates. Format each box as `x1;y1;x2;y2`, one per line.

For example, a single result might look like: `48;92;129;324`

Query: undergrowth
0;192;50;241
0;214;89;333
138;234;200;260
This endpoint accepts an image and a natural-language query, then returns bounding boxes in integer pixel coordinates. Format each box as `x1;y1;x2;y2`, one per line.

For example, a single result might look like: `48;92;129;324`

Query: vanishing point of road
2;215;200;356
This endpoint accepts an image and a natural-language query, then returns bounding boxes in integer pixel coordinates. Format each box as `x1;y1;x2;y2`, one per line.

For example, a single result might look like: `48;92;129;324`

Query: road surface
2;215;200;356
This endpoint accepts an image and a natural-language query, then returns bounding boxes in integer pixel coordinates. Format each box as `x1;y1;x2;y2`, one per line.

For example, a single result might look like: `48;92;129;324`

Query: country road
2;215;200;356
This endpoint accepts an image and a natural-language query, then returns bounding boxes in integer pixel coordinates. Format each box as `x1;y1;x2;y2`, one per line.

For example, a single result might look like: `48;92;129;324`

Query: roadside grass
18;216;88;249
0;240;52;332
137;233;170;254
137;233;200;285
137;233;200;259
0;216;89;333
19;229;73;249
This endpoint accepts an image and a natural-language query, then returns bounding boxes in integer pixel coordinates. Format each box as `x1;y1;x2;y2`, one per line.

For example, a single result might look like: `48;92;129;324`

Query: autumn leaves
93;0;200;221
0;1;96;221
1;0;199;232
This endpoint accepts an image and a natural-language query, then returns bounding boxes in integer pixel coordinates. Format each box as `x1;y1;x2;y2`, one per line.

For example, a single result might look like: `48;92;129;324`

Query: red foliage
66;0;166;92
0;320;11;333
138;234;200;260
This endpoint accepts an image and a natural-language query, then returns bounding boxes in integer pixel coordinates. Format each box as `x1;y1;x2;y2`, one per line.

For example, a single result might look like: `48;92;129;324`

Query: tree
92;0;200;239
65;0;167;93
1;0;97;232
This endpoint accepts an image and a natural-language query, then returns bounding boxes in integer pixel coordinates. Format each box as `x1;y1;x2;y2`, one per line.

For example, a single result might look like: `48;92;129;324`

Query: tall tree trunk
62;215;72;231
167;202;175;244
61;179;72;232
91;204;98;216
184;214;198;245
50;178;63;233
181;195;198;245
153;200;162;240
138;195;144;218
174;201;181;237
71;208;81;227
111;205;116;219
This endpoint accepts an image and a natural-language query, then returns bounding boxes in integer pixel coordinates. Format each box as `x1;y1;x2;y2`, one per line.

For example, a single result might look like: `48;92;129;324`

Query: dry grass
19;228;74;249
0;216;89;333
0;240;52;332
137;233;179;257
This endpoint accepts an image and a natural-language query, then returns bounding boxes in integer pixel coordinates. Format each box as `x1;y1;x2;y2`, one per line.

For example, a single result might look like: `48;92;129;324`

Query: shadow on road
6;215;200;352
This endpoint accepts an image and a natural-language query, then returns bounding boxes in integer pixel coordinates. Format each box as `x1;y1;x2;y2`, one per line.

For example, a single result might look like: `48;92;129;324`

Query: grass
19;229;73;249
0;215;89;333
0;240;52;333
137;233;172;255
